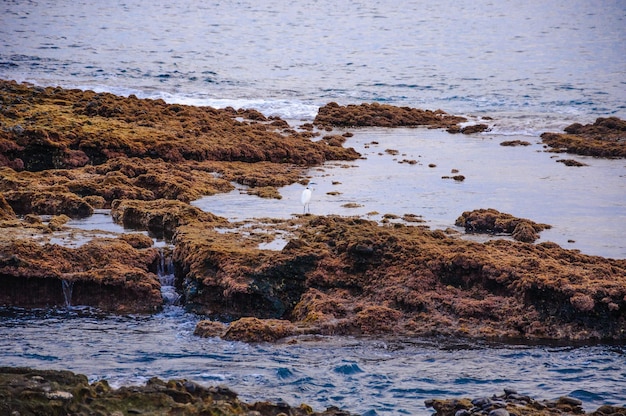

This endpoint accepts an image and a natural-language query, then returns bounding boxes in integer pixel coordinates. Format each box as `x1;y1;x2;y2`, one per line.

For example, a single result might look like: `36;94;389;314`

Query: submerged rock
0;367;355;416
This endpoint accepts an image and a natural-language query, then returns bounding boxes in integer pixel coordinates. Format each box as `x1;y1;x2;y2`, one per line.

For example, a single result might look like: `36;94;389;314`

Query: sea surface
1;1;626;414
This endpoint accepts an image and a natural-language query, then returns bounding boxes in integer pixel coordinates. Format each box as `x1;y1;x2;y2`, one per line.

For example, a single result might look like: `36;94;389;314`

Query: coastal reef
0;367;355;416
541;117;626;158
0;79;357;313
1;80;625;341
184;215;626;342
0;79;359;214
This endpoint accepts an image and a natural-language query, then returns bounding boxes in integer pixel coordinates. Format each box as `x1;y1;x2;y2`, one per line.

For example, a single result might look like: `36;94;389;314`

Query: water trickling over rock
61;280;73;308
157;248;180;305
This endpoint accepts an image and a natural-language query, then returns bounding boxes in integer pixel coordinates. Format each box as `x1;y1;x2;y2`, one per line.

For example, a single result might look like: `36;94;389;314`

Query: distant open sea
1;2;626;415
2;0;625;130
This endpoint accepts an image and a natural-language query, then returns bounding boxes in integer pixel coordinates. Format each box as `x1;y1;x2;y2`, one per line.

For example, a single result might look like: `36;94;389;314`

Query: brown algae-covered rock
178;215;626;342
0;80;360;219
111;198;227;239
541;117;626;158
0;192;16;220
173;221;315;320
455;208;551;243
314;102;468;129
0;81;363;312
0;237;162;313
0;80;360;170
222;317;299;342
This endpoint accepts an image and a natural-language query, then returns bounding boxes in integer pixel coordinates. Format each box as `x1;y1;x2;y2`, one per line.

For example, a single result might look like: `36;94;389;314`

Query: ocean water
1;0;625;127
1;305;625;415
1;1;626;414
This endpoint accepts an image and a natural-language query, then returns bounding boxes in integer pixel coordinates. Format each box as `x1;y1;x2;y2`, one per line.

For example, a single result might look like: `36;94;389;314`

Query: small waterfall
61;279;74;308
157;248;180;305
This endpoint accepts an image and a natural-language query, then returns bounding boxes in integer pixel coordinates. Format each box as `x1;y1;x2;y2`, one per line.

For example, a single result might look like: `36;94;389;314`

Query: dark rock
0;367;356;415
503;388;518;396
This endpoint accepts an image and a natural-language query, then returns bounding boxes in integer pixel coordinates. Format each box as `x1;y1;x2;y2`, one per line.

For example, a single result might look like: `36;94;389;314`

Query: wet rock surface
425;388;626;416
1;81;626;414
186;215;626;342
0;80;359;216
0;80;358;313
0;367;355;416
540;117;626;158
0;233;162;313
314;101;471;129
455;208;552;243
1;82;625;339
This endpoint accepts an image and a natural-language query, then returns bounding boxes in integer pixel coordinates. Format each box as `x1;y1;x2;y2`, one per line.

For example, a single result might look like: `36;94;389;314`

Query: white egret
301;184;313;214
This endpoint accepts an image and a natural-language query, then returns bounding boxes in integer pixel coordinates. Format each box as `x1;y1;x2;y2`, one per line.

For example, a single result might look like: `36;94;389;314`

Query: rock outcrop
1;81;625;343
314;102;469;129
541;117;626;158
0;236;162;313
186;216;626;342
0;81;360;313
455;208;552;243
0;80;360;218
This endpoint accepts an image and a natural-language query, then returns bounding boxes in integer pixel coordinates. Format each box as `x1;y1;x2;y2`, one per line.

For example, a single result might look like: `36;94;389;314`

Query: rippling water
1;0;625;126
1;306;625;415
1;1;626;414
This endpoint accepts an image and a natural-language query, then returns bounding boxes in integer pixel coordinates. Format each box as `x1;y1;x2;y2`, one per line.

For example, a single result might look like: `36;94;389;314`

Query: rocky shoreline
1;367;623;416
0;367;355;416
425;388;626;416
1;80;626;413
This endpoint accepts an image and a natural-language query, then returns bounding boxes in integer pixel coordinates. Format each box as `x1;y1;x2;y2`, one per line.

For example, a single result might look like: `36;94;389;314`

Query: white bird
301;185;312;214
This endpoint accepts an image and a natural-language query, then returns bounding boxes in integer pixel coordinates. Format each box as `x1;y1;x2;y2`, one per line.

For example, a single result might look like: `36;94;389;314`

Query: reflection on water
192;127;626;259
46;128;624;258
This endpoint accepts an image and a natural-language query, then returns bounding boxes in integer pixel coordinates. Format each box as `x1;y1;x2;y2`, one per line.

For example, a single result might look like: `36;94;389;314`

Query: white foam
43;80;321;121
